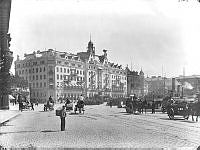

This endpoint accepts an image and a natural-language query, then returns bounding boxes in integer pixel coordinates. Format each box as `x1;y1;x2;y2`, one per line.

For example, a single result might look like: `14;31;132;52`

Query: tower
87;36;95;56
139;68;144;97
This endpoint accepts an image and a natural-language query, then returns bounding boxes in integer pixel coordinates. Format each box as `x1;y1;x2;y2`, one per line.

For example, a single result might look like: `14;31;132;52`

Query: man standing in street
18;94;22;112
152;101;156;114
60;106;66;131
110;98;112;108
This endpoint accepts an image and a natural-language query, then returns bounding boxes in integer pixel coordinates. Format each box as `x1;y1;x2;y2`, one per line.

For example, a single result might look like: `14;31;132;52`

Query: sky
9;0;200;78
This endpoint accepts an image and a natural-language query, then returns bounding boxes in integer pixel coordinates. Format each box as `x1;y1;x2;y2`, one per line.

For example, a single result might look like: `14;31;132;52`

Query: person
18;94;22;112
49;96;53;102
35;99;39;106
31;102;34;111
152;101;156;114
77;95;85;113
60;106;66;131
109;99;112;108
143;99;148;114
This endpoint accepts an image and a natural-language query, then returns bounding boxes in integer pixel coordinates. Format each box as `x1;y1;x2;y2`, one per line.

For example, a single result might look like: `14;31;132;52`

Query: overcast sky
9;0;200;77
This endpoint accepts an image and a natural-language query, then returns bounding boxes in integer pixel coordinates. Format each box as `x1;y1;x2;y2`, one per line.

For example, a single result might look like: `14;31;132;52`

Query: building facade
176;75;200;96
0;0;13;109
14;40;127;102
145;76;181;98
126;67;145;97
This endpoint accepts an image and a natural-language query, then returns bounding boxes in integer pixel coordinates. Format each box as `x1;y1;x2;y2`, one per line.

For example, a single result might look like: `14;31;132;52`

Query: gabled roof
77;52;90;62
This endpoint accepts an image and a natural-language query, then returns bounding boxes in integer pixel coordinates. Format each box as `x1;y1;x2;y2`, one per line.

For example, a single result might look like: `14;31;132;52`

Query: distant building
145;76;181;98
14;39;127;102
126;67;145;97
176;75;200;96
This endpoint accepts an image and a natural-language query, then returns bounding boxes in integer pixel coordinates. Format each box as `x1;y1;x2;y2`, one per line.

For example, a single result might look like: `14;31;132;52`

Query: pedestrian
60;106;66;131
35;99;39;106
31;102;34;111
18;94;22;112
110;99;112;108
143;98;147;114
152;101;156;114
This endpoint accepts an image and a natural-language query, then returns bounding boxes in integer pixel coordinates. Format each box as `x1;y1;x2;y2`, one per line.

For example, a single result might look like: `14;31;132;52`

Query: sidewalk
0;104;20;125
0;103;64;125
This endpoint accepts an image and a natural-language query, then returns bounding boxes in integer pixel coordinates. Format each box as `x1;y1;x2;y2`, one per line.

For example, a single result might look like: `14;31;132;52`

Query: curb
0;114;21;126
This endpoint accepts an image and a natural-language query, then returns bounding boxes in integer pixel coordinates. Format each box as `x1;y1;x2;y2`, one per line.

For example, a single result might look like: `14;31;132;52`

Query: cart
167;99;190;120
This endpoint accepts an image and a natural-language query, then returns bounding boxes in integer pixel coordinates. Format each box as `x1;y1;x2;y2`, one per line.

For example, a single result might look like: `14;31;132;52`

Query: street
0;103;200;149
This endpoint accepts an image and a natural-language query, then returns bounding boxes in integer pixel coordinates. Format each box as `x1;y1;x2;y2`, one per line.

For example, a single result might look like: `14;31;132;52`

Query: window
22;70;24;74
25;69;27;73
67;69;70;73
40;75;42;80
33;83;35;88
40;67;42;72
60;75;63;80
36;75;38;80
60;67;62;72
32;68;34;73
57;74;59;80
33;75;35;80
83;71;85;75
44;75;46;79
43;67;46;72
36;82;38;88
40;60;45;64
44;82;46;87
29;69;31;73
64;68;66;73
36;68;38;73
40;82;42;87
57;67;59;72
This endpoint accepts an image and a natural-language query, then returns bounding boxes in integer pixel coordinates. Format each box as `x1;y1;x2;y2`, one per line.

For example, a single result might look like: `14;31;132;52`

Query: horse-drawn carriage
21;101;32;110
74;100;85;114
125;96;143;114
165;97;194;120
44;102;54;111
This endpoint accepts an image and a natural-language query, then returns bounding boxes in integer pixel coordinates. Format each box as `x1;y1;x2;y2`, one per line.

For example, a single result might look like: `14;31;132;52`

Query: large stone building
126;67;145;97
0;0;13;109
14;40;127;102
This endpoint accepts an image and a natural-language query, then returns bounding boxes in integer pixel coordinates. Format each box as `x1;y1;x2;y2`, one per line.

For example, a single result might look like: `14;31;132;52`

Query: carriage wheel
161;107;165;113
184;115;189;120
168;108;174;120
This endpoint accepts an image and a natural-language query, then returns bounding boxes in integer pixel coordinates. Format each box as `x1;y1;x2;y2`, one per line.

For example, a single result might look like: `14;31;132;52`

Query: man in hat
60;106;67;131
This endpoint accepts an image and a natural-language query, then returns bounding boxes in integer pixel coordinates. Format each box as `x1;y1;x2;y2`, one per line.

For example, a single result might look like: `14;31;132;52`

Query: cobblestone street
0;104;200;149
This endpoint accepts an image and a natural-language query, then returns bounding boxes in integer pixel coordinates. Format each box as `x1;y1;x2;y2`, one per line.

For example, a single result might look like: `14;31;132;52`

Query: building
0;0;13;109
176;75;200;96
126;67;145;97
14;39;127;102
145;76;181;98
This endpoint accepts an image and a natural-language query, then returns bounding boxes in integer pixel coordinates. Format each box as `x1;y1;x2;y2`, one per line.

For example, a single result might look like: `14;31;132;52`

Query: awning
9;95;15;100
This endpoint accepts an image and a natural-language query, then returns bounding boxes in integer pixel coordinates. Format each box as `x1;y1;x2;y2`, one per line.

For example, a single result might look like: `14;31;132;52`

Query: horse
188;101;200;122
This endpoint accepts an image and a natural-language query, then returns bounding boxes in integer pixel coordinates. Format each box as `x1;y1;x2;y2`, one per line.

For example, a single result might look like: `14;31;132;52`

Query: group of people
17;94;36;111
125;94;158;114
